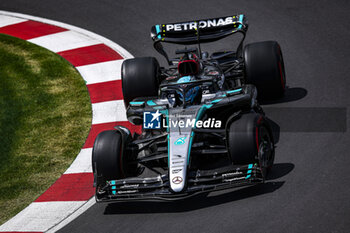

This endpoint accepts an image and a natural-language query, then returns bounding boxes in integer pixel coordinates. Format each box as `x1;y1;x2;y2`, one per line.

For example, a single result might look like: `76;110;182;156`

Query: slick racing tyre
244;41;286;99
227;113;275;176
121;57;160;108
92;130;126;187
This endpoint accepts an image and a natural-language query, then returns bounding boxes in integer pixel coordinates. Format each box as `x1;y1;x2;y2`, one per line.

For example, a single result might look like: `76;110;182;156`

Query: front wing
96;163;263;202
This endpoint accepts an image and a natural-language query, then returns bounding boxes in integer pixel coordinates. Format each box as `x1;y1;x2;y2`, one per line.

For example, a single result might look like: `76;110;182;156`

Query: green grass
0;34;92;224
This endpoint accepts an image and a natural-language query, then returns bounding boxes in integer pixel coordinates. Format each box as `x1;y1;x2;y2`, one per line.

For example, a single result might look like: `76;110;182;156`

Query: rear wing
151;14;247;44
150;14;248;64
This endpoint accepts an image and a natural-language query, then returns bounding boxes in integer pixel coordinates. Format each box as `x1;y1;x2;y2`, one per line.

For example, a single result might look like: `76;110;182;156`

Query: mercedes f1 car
92;14;286;201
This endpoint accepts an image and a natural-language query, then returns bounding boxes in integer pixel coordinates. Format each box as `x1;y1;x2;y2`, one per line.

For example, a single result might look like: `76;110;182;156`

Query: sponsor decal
165;17;235;32
120;184;139;189
174;137;186;145
172;155;183;160
172;161;184;164
222;171;243;177
117;190;138;194
172;169;182;174
172;176;183;184
223;177;245;182
208;71;219;75
143;110;161;129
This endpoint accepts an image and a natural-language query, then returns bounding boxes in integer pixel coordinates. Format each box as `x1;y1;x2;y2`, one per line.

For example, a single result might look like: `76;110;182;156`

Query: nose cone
167;109;197;193
169;168;186;192
168;135;191;193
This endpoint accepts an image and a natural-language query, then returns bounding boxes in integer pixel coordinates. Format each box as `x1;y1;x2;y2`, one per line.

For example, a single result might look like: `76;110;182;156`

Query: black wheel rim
258;127;273;171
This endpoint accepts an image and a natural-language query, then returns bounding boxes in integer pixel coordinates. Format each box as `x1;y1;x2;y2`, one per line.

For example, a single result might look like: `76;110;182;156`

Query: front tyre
227;113;275;177
92;130;125;188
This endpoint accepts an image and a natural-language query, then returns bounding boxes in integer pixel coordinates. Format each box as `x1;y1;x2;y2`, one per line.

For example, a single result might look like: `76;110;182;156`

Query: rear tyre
121;57;160;108
244;41;286;99
227;113;275;177
92;130;125;187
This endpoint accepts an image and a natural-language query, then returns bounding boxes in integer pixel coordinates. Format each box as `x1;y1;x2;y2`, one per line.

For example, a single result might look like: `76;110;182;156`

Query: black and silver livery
92;14;286;202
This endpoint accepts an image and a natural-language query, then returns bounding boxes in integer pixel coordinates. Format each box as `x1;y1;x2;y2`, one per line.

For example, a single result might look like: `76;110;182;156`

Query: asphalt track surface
1;0;349;232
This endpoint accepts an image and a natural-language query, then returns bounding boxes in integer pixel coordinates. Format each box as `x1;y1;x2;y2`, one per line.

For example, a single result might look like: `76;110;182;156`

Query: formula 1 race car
92;14;286;201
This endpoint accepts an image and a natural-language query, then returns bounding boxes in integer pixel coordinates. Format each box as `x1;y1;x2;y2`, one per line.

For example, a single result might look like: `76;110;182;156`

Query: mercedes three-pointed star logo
172;176;183;184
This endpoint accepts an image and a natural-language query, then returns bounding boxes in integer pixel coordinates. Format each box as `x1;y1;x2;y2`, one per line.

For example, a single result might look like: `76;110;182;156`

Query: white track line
0;14;27;27
46;198;96;233
64;148;93;174
77;59;124;84
0;201;85;232
92;100;127;124
28;30;101;53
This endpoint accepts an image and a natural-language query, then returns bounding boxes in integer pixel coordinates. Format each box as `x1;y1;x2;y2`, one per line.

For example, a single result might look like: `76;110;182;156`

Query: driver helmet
175;76;201;105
